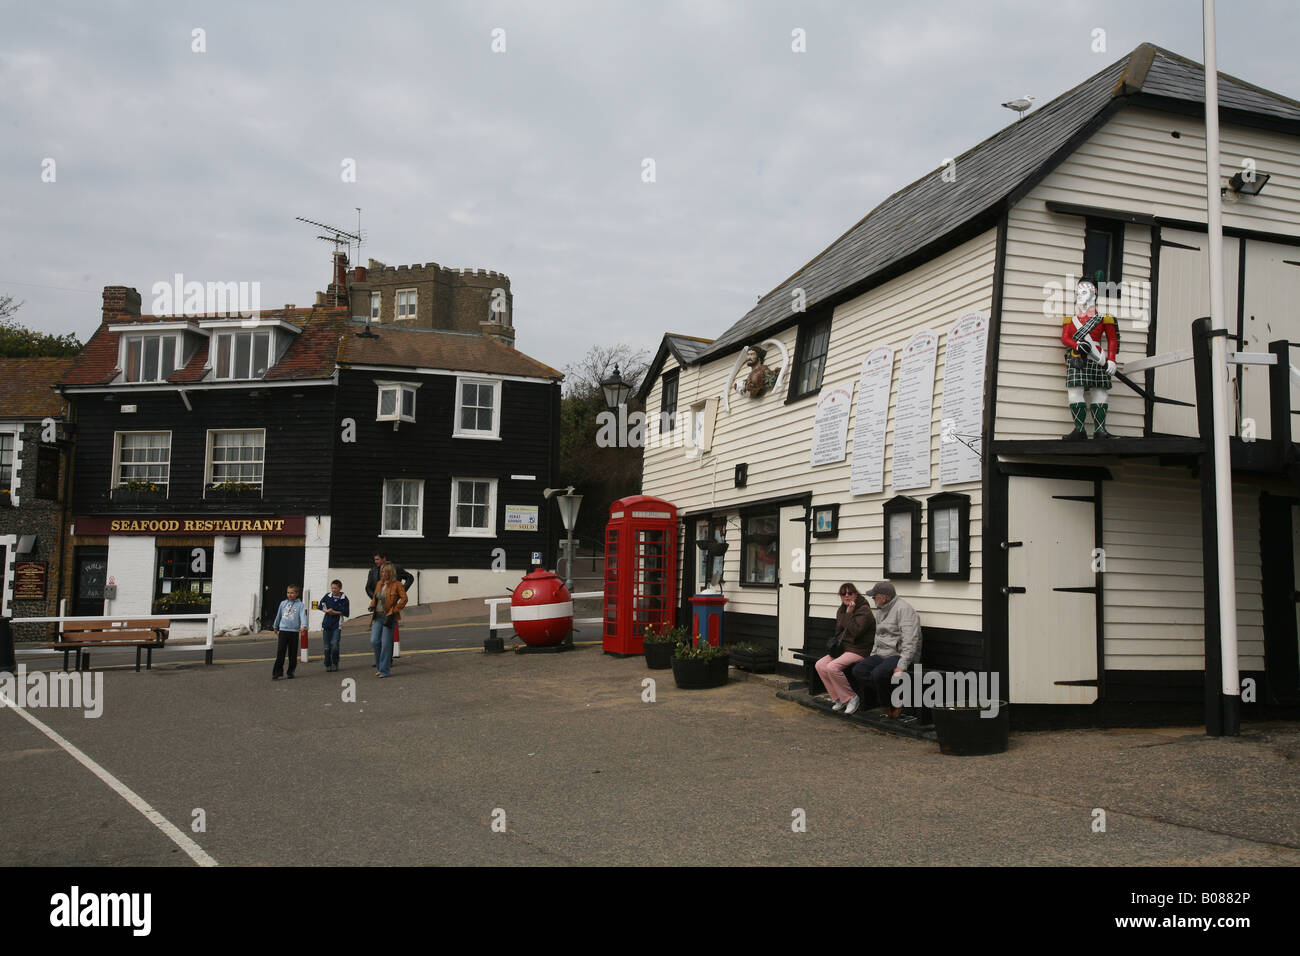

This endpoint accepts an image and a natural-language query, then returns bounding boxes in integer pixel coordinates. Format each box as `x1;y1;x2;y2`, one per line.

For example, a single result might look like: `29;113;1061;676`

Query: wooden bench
794;632;930;722
48;619;170;672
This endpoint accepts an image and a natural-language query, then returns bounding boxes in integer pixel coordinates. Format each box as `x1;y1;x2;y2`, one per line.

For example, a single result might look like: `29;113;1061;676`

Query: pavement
2;599;1298;867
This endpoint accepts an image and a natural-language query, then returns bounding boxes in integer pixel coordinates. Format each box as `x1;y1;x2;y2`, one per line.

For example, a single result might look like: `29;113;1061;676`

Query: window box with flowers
111;481;166;505
642;622;685;670
671;638;731;689
205;480;262;502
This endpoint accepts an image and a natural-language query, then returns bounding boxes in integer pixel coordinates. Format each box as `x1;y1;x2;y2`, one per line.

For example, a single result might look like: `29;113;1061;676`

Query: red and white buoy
510;569;573;647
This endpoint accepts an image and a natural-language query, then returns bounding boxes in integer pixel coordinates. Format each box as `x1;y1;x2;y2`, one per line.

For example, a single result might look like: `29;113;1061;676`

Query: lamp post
544;486;583;592
601;364;633;411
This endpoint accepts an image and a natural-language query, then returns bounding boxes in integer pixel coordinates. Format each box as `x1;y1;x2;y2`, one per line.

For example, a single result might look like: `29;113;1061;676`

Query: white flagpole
1203;0;1240;733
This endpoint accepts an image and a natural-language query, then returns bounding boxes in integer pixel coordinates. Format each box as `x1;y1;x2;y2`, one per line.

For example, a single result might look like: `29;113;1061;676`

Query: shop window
696;516;727;589
883;496;922;580
1083;218;1124;286
450;477;497;536
787;314;831;402
382;478;424;536
122;333;179;383
454;378;500;439
114;432;171;490
927;492;971;581
155;547;213;602
377;381;419;423
740;511;779;587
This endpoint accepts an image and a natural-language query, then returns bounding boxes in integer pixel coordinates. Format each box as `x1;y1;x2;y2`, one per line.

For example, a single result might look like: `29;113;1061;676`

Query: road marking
0;692;219;867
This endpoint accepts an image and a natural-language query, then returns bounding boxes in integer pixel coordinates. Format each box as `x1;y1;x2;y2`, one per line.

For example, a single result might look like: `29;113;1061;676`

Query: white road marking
0;693;218;867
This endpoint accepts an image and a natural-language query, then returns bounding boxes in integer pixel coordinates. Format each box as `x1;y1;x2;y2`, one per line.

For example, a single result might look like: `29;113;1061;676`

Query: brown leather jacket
835;598;875;656
370;581;408;623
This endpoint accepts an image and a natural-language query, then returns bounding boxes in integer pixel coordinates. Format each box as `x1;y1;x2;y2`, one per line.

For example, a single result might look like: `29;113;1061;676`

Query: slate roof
694;43;1300;365
0;358;73;419
637;333;716;401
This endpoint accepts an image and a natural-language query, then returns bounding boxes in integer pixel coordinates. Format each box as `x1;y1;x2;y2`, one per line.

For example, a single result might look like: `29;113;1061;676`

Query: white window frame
212;329;275;381
112;431;172;492
0;426;21;504
449;477;497;537
370;291;381;321
453;377;501;440
204;429;267;491
395;288;418;321
376;380;420;423
119;333;181;383
381;478;424;537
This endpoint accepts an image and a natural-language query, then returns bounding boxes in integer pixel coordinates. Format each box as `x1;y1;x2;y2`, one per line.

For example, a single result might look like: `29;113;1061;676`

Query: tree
0;298;83;357
558;343;650;548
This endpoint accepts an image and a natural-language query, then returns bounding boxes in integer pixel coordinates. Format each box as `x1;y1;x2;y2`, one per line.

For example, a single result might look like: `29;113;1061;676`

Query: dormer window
123;333;179;383
214;330;273;380
377;381;419;423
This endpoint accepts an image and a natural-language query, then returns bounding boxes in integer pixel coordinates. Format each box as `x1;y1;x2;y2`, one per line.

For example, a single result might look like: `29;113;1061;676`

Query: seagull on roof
1002;95;1035;120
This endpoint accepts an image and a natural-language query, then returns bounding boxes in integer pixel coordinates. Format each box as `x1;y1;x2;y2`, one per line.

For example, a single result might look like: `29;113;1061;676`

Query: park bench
48;618;170;673
794;630;929;722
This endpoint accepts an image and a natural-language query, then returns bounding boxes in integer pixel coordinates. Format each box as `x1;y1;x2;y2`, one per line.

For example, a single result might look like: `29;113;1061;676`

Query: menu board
891;330;939;490
939;312;990;485
809;381;855;466
849;346;895;495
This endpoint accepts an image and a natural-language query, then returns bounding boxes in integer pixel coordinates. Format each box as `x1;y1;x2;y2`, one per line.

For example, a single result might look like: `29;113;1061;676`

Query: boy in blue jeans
319;579;350;672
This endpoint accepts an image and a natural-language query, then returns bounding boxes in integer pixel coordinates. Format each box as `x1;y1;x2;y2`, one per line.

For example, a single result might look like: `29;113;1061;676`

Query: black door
261;547;306;630
73;546;109;617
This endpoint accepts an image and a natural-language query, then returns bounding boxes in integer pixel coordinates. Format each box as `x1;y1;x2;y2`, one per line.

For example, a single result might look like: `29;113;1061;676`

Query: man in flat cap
850;582;922;718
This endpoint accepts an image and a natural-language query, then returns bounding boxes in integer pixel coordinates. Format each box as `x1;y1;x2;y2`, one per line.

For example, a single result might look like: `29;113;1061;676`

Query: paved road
3;608;1298;867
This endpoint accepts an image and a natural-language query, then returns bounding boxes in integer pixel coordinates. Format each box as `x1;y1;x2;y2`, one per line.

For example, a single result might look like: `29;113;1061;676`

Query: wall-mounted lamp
16;535;36;554
1228;171;1270;196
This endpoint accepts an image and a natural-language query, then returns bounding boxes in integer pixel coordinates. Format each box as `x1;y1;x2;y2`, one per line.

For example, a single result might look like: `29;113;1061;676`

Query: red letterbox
602;495;678;655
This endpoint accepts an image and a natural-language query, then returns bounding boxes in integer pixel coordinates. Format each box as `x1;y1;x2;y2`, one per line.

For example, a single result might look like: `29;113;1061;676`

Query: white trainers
844;695;861;715
831;699;845;712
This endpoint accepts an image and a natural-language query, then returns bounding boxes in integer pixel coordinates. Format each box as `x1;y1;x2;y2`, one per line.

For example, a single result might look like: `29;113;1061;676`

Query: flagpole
1203;0;1241;735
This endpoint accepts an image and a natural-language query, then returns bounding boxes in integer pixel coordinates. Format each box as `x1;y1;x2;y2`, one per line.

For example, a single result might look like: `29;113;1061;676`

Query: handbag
826;633;844;659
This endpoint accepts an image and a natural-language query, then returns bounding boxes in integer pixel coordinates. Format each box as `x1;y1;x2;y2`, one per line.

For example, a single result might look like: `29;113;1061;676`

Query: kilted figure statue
1061;279;1119;440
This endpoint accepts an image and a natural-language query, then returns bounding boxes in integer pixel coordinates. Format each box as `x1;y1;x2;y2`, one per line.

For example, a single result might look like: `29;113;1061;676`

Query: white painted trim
108;321;204;334
117;330;184;384
64;378;335;394
453;377;502;439
370;291;381;321
376;381;419;423
112;430;172;494
510;600;574;621
198;317;300;334
211;328;276;381
0;533;15;616
342;364;557;385
395;288;418;320
449;477;498;536
204;428;266;491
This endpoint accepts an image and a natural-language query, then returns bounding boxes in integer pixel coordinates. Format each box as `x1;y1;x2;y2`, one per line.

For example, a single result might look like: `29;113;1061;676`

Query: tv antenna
296;216;364;307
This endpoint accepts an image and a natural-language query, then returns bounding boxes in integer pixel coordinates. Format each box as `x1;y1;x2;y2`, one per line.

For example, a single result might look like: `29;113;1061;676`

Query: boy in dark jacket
319;580;350;672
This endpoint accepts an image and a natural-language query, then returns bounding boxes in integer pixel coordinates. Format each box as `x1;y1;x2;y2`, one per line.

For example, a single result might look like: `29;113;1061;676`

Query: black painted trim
1260;493;1300;704
982;211;1011;683
1094;478;1106;701
926;492;970;581
1145;224;1161;436
1125;91;1300;138
1047;200;1156;226
883;495;923;580
997;462;1114;481
1192;316;1224;735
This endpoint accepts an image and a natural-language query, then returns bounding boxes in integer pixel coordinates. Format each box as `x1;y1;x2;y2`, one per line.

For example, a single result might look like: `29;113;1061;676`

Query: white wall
303;515;332;630
212;534;262;632
105;534;156;617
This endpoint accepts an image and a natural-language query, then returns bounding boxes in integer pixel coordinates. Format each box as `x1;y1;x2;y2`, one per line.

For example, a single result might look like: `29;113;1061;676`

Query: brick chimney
102;286;142;323
326;252;349;308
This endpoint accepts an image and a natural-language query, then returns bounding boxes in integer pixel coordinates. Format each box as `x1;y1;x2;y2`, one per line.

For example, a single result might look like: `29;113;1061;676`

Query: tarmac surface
2;599;1298;867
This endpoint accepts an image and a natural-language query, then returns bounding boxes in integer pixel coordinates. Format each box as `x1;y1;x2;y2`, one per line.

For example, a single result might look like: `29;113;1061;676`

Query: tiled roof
336;323;563;380
0;358;74;418
61;307;559;388
695;43;1300;364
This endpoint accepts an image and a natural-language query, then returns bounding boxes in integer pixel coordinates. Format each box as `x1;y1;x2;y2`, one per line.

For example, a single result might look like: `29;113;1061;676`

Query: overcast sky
3;0;1297;377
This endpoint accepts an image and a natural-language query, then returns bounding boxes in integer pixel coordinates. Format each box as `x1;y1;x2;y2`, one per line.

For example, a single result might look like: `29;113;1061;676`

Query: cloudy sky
3;0;1297;376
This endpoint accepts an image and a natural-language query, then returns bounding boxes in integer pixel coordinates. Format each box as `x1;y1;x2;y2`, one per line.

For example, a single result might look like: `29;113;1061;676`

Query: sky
2;0;1298;377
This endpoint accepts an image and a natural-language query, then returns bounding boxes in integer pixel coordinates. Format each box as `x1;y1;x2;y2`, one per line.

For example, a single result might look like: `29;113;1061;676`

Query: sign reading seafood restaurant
74;515;307;536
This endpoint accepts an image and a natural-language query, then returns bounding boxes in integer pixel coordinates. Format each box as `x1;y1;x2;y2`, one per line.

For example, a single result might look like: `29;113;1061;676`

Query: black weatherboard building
58;269;562;635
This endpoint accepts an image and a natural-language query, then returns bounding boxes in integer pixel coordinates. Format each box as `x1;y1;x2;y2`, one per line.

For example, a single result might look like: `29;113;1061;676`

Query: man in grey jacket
850;582;922;718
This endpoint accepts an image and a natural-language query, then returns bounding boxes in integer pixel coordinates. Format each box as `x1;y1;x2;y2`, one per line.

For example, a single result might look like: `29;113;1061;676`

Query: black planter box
933;702;1010;756
671;654;731;689
644;641;675;669
729;646;777;673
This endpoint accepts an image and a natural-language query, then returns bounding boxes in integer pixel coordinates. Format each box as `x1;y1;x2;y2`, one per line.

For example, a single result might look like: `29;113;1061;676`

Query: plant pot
152;602;211;616
932;702;1010;756
644;641;675;669
671;654;731;689
729;646;777;673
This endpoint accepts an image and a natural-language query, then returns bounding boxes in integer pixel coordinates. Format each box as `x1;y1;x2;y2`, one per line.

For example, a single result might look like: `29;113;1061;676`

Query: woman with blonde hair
814;582;875;715
368;561;408;678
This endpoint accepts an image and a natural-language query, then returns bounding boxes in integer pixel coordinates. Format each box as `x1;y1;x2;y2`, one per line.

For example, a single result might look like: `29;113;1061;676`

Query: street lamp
601;364;633;410
544;486;583;591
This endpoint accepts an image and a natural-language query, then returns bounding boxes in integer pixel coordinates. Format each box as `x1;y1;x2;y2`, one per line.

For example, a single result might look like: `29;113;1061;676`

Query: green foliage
154;589;210;609
0;301;82;357
643;623;688;644
116;480;163;493
673;640;729;661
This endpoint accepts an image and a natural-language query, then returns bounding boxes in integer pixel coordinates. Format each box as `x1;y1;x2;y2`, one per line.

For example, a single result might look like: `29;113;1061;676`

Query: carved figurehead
734;344;779;399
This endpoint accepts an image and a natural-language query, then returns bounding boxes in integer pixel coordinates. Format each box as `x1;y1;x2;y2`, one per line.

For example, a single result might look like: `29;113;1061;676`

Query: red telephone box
603;495;678;655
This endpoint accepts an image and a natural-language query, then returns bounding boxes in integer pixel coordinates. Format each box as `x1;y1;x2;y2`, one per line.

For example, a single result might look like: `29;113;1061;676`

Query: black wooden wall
70;386;338;514
328;369;561;571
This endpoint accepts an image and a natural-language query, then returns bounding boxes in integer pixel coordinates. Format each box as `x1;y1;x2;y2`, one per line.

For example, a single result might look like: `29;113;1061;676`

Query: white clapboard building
639;43;1300;716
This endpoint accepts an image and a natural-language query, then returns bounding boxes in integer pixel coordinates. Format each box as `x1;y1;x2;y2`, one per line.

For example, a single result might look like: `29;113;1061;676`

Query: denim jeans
322;626;341;669
851;654;901;707
370;617;394;676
